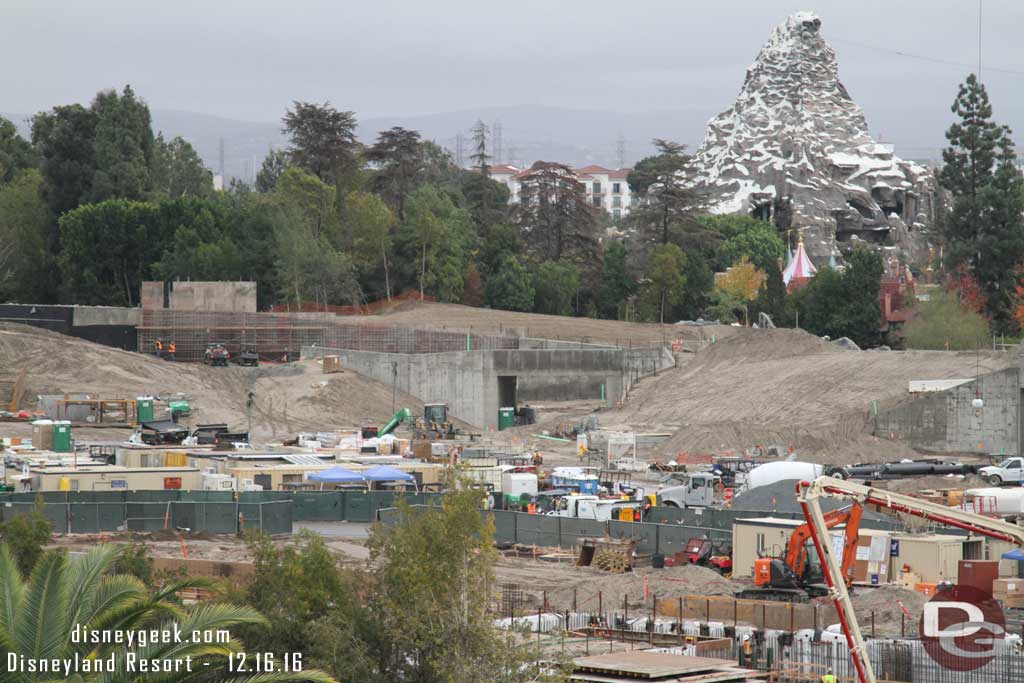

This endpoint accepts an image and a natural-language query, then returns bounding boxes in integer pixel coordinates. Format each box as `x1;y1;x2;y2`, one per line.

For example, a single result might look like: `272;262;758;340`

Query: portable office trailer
891;533;980;584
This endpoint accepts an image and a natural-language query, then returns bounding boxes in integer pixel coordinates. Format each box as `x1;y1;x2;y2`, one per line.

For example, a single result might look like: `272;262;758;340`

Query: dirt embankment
598;328;1014;465
0;323;423;440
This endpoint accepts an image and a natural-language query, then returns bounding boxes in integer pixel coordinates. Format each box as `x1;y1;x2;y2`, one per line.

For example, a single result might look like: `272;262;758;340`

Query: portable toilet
31;420;54;450
498;407;515;431
136;396;155;423
53;421;72;453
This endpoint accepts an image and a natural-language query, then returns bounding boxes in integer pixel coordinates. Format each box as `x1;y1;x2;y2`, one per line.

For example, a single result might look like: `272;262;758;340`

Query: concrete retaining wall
874;367;1021;456
304;344;675;430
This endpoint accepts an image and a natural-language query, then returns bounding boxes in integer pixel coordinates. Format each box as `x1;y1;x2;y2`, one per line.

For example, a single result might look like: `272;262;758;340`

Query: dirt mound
696;328;837;364
846;585;927;636
544;563;735;611
598;331;1014;465
0;323;423;440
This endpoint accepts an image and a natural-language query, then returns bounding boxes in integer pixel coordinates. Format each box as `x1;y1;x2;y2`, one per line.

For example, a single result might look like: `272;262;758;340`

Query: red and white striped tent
782;236;817;289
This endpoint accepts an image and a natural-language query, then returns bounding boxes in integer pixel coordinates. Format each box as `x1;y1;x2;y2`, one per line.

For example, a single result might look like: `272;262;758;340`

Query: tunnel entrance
498;375;518;413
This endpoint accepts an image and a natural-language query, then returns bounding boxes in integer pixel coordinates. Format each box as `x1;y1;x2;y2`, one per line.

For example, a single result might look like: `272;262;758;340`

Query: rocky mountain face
684;12;941;266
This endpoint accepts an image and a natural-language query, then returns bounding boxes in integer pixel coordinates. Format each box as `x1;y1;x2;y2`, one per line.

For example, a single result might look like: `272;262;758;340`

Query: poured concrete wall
874;367;1021;456
170;282;257;312
304;345;675;430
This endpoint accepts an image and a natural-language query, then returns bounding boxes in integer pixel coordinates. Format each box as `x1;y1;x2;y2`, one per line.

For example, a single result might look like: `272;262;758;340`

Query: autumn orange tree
716;256;765;301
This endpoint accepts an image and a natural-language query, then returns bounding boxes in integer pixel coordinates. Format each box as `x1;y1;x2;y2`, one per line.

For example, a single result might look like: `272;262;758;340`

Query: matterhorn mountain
685;12;940;266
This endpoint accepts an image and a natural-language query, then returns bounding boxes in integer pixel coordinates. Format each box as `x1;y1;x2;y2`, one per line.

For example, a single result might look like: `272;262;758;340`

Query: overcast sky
4;0;1023;157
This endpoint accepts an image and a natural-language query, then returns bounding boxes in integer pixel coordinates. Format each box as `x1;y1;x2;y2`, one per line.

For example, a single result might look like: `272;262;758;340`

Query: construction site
4;287;1024;683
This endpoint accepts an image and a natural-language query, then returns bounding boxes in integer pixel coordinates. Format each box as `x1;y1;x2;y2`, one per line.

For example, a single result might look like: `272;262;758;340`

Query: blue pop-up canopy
308;466;368;489
362;465;417;490
1001;548;1024;561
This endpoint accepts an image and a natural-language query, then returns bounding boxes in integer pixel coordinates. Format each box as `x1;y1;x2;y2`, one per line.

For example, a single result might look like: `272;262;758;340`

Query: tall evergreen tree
941;74;1024;332
150;133;213;199
282;101;359;187
256;149;290;193
90;85;155;202
596;241;635;319
365;127;423;220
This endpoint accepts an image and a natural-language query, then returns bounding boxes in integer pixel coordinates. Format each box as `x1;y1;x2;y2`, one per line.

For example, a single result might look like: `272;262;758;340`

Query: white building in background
483;163;634;221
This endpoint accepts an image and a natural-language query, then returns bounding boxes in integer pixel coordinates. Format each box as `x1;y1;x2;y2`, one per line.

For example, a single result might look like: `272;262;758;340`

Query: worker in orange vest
167;340;177;361
155;338;164;358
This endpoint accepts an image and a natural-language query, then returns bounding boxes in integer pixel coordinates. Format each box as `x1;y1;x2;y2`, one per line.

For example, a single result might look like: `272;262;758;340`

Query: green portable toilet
136;396;155;423
53;421;72;453
498;406;515;431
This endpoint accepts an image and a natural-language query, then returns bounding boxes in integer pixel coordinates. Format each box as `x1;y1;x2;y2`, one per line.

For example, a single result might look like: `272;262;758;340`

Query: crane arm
798;476;1024;683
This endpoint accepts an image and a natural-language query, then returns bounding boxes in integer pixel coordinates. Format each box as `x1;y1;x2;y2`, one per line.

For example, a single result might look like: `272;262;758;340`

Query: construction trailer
26;465;202;492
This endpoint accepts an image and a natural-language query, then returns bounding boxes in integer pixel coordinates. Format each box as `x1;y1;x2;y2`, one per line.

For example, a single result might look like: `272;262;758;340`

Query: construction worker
155;337;164;358
821;667;836;683
167;340;177;361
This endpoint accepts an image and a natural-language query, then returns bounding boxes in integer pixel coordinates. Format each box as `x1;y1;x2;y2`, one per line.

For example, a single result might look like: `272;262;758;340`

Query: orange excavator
735;503;863;603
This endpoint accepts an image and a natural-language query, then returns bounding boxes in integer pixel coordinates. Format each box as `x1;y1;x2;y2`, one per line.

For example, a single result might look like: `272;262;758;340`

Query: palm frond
0;542;25;642
212;670;338;683
65;545;122;626
12;550;70;662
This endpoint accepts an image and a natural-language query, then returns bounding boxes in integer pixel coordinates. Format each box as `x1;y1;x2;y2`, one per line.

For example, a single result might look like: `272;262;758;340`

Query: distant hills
5;105;715;183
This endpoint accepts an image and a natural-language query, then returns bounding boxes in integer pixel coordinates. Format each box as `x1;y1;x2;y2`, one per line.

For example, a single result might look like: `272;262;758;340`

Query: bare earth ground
598;328;1016;464
347;301;739;348
0;323;424;441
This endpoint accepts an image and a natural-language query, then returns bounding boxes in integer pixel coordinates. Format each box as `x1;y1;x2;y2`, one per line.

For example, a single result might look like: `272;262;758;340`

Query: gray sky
4;0;1023;158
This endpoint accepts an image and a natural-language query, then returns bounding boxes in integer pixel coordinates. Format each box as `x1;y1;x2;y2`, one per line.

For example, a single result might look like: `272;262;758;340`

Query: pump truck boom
797;476;1024;683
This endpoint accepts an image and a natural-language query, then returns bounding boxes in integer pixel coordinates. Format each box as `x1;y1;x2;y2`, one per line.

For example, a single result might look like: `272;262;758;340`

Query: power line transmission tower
455;133;465;167
219;137;226;180
615;134;626;168
492;120;503;165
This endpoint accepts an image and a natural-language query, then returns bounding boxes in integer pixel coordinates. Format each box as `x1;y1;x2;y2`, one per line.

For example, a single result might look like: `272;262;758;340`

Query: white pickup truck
546;495;645;521
979;457;1024;486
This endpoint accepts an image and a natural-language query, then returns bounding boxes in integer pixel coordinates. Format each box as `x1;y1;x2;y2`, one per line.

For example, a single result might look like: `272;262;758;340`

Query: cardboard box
322;356;343;374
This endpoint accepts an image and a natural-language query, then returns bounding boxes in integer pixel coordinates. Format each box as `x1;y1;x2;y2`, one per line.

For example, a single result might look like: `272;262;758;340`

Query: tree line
1;75;1020;347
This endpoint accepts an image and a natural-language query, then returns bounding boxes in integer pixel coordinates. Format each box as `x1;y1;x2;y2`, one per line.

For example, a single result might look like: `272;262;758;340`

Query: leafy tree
904;289;990;350
345;190;397;300
0;170;51;302
399;184;472;302
90;85;155;202
282;101;359;187
533;260;580;315
677;251;714;320
716;219;785;272
645;243;687;323
368;480;530;683
941;74;1024;333
150;133;213;199
478;223;520;277
58;199;165;305
273;166;339;242
486;255;535;311
627;139;705;249
796;249;884;347
365;126;423;220
0;503;51;576
752;261;787;325
31;103;98;218
0;543;334;683
514;162;599;264
0;116;37;183
256;148;290;193
462;263;485;306
596;241;635;319
716;256;765;302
